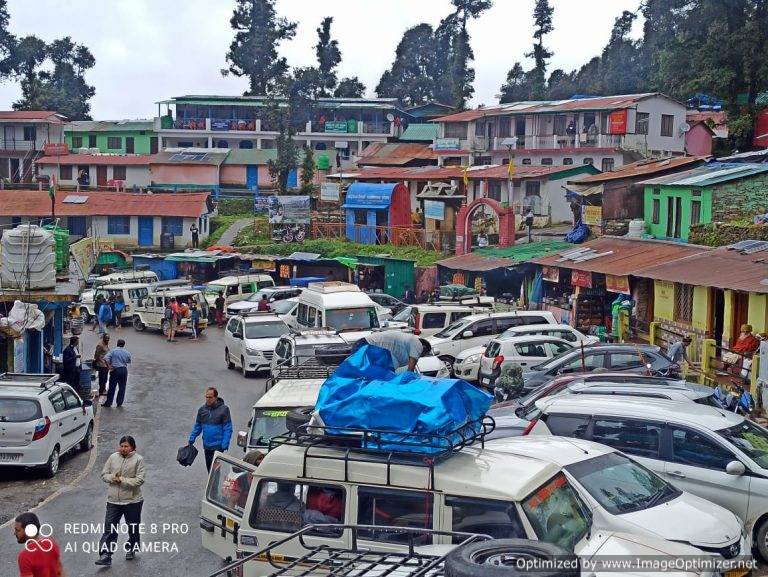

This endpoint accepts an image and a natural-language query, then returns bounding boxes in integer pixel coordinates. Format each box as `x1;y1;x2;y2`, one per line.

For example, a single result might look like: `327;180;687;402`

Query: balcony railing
0;139;38;151
161;116;393;137
492;134;625;151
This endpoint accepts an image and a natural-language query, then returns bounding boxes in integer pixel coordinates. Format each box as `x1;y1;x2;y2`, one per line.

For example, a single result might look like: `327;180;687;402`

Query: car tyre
445;539;578;577
42;445;60;478
756;518;768;561
80;308;91;324
80;422;93;452
225;348;235;370
286;407;314;433
161;319;170;336
439;355;455;374
132;317;145;331
241;356;252;378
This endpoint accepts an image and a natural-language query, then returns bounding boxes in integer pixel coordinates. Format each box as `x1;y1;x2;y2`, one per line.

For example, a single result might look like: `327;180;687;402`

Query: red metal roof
573;156;709;184
469;164;589;180
36;154;152;166
0;110;65;123
344;166;464;181
433;107;503;122
357;143;437;166
532;237;709;276
0;190;209;218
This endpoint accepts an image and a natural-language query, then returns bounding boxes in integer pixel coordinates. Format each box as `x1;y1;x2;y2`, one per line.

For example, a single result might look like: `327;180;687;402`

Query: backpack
164;307;173;320
100;305;113;322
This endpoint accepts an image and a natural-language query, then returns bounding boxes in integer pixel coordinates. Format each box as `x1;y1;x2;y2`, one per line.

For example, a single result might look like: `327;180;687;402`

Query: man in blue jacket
189;387;233;471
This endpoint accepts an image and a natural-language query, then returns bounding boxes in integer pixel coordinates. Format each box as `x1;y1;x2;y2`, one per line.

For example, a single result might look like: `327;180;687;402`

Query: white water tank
1;224;57;290
626;219;646;238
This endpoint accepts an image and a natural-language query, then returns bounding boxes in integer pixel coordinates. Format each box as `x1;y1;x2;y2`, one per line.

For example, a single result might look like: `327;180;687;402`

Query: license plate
0;453;21;461
226;517;235;531
481;378;490;385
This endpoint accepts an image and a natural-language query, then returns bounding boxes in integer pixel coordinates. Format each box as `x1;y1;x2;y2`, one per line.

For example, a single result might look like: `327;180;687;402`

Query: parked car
366;293;407;316
131;287;209;335
293;282;381;342
452;345;486;382
226;286;303;317
204;274;275;309
79;271;159;322
499;323;600;346
383;303;484;337
92;283;150;325
0;373;94;477
478;335;574;388
427;311;558;364
528;394;768;560
519;344;678;396
224;312;291;377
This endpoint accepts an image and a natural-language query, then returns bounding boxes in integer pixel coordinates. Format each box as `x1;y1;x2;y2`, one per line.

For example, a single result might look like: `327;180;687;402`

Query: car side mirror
237;431;248;449
233;332;243;339
726;460;746;476
514;406;524;417
461;330;474;339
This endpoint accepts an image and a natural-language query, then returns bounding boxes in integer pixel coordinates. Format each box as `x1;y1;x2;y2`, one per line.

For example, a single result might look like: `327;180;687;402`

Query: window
718;421;768;469
488;181;502;201
651;198;660;224
546;341;572;356
542;414;590;438
250;480;344;535
0;399;41;422
541;158;553;166
306;306;317;327
495;316;525;333
62;389;81;409
443;122;468;139
601;158;615;172
23;126;36;141
297;303;309;326
670;427;734;470
49;392;66;413
88;135;97;148
561;352;607;373
582;113;596;131
525;181;541;197
591;419;662;458
354;209;367;225
162;217;183;236
553;115;567;136
635;112;650;135
71;136;83;148
690;200;701;225
107;136;122;149
523;315;549;325
673;283;694;323
357;487;433;544
498;117;512;138
112;165;127;180
450;311;472;324
514;342;548;358
240;283;254;295
660;114;674;137
207;459;255;516
583;158;594;165
447;496;526;541
60;165;73;180
608;352;648;370
467;319;495;338
522;158;532;165
563;158;573;165
421;312;446;329
522;473;589;551
553;330;577;342
107;216;131;235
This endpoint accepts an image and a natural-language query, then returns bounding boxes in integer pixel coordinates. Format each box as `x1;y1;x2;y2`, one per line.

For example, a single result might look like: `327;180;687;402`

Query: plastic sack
565;222;590;243
7;300;45;332
314;344;492;455
176;444;198;467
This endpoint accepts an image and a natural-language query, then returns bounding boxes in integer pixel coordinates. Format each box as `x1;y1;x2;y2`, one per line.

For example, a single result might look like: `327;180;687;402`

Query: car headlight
245;347;263;356
462;353;481;364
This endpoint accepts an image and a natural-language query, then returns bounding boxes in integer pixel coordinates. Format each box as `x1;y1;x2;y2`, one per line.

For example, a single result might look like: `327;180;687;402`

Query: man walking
214;291;225;328
102;339;132;408
95;436;145;566
525;208;535;243
94;333;111;397
14;512;63;577
97;297;113;335
189;387;232;471
62;335;81;391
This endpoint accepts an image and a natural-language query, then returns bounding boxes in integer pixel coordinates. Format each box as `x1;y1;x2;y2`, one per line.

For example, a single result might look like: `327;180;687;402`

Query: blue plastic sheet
566;221;590;243
315;344;492;455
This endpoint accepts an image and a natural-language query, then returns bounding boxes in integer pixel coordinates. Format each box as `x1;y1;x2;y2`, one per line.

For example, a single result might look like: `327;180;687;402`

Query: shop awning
565;183;604;197
342;183;396;210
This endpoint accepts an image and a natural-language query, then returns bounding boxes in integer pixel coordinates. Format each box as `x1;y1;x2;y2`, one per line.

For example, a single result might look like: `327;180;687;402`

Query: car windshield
249;409;290;447
392;306;413;322
272;300;296;315
565;453;679;515
244;321;288;339
246;290;271;302
434;318;470;339
718;420;768;469
522;473;590;551
325;307;380;331
205;284;225;295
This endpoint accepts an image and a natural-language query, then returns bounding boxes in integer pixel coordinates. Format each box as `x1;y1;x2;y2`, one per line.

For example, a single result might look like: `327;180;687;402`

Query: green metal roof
640;162;768;187
399;123;439;141
474;241;573;261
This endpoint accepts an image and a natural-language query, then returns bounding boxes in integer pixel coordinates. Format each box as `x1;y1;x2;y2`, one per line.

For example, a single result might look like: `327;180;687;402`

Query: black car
519;344;679;396
366;293;407;315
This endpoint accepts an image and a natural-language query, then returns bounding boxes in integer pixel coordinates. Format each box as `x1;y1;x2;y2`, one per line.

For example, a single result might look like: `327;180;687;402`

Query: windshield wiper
641;487;670;509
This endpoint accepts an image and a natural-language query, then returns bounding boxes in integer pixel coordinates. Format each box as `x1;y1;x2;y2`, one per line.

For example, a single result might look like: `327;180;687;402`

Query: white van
294;282;381;342
204;274;275;308
92;283;150;325
383;304;480;337
80;270;159;322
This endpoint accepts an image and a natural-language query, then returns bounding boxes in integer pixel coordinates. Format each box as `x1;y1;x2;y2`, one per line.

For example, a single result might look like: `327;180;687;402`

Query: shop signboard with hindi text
320;182;340;202
324;121;348;133
423;200;445;221
70;237;98;280
608;110;628;134
582;205;602;226
606;274;631;295
571;270;593;289
542;266;560;283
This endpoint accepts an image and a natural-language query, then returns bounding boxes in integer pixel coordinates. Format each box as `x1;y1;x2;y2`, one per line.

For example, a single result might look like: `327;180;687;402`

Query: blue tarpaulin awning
342;182;397;210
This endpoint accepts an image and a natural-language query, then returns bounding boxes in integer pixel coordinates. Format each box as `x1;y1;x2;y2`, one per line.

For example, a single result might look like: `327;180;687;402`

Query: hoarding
423;200;445;221
320;182;340;202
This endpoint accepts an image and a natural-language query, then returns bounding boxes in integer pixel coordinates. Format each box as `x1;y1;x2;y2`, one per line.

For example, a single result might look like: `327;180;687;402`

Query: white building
0;111;66;183
36;153;151;189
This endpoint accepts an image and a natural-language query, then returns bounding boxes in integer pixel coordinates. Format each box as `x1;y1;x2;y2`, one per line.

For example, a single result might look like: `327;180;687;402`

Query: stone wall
711;174;768;221
689;222;768;246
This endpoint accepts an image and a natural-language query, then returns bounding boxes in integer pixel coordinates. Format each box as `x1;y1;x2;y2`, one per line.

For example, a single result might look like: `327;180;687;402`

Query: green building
65;120;158;155
641;162;768;241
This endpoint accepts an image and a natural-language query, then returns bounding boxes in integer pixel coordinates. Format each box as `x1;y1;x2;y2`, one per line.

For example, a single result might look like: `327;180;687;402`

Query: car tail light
522;418;538;436
32;417;51;441
413;311;421;335
492;355;505;370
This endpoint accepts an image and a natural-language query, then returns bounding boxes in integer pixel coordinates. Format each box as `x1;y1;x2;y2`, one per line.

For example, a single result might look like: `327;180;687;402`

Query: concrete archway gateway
455;197;516;255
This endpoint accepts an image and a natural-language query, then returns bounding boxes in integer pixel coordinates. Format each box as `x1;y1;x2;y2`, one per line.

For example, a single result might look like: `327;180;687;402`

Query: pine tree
375;24;439;106
525;0;554;100
300;145;315;194
315;17;341;97
499;62;531;103
447;0;492;108
223;0;297;96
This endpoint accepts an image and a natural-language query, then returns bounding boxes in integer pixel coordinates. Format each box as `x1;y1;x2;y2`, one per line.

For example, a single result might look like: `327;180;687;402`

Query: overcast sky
0;0;643;119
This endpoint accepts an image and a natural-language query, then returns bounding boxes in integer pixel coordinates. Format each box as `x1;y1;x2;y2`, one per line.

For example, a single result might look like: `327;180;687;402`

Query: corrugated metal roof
437;241;571;271
66;120;155;133
573;156;708;184
150;150;229;166
0;110;65;123
640;162;768;187
358;143;437;166
532;237;709;276
436;252;519;272
37;153;152;166
399;124;439;141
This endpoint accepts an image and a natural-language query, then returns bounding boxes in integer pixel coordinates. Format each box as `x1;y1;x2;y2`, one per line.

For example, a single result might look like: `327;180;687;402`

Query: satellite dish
679;122;691;133
386;113;395;122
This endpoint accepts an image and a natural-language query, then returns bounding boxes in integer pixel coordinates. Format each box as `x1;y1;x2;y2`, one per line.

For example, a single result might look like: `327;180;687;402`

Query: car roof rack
0;373;59;391
208;524;490;577
269;416;495;491
266;357;339;388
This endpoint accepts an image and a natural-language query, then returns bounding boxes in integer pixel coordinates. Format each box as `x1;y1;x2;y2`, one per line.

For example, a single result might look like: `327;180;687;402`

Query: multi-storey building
65;119;158;155
154;95;411;169
433;93;687;171
0;110;66;182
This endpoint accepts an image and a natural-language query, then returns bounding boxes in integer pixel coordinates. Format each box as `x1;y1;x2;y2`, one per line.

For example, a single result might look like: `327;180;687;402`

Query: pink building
684;121;715;156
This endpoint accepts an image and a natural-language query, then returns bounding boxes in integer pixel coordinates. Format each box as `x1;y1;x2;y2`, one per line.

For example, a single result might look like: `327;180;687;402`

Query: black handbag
176;443;198;467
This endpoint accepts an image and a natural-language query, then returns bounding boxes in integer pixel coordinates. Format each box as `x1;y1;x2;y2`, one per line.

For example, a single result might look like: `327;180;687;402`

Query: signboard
325;121;348;133
608;110;628;135
320;182;340;202
582;205;603;226
571;269;593;289
44;143;69;156
269;196;311;244
211;120;229;131
542;266;560;283
434;138;460;151
606;274;631;295
70;237;98;280
253;196;272;214
423;200;445;221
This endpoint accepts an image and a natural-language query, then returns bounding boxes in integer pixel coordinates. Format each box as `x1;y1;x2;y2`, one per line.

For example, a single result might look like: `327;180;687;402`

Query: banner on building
324;121;348;133
320;182;340;202
70;237;98;281
608;110;628;135
423;200;445;221
542;266;560;283
606;274;631;295
582;205;602;226
253;196;271;214
43;143;69;156
571;269;593;288
211;120;229;131
434;138;460;150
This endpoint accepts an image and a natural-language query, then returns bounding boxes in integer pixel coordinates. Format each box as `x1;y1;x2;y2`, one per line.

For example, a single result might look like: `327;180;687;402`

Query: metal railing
0;139;38;151
172;117;207;130
492;133;625;150
311;222;447;252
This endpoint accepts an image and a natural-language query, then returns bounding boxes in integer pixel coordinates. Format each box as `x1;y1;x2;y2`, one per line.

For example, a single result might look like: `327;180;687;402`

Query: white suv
0;374;94;477
224;312;290;377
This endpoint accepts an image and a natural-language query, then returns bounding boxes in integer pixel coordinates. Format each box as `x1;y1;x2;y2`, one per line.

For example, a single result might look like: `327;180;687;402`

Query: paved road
218;218;252;246
0;325;266;577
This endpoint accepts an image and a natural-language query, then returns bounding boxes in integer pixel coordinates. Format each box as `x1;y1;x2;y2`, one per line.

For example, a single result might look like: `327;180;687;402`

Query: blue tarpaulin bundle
314;344;492;455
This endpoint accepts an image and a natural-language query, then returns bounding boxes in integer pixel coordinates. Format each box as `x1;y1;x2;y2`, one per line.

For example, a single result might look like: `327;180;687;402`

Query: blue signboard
423;200;445;221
